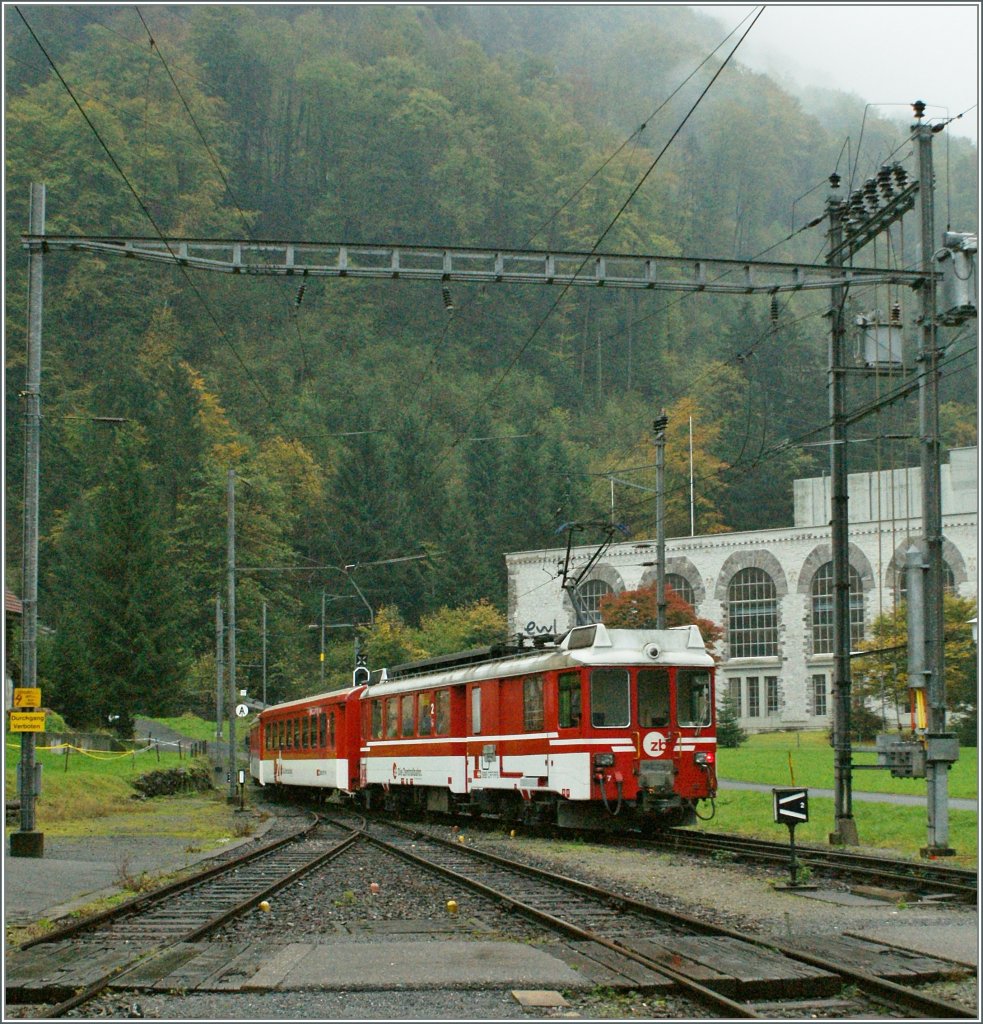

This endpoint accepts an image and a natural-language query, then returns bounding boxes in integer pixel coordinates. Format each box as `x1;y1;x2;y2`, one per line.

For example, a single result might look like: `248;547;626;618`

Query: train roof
367;623;713;697
260;684;363;715
257;625;713;714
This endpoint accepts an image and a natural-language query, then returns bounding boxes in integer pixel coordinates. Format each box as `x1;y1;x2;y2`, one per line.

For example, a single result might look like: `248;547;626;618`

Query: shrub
131;760;213;797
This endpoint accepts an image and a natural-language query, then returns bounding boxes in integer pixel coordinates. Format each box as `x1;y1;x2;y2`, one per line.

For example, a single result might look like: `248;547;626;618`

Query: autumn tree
853;595;978;738
599;583;722;653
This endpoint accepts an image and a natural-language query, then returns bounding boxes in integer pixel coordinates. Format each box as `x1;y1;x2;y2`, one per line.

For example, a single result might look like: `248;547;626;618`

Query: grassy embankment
4;713;254;842
700;730;978;866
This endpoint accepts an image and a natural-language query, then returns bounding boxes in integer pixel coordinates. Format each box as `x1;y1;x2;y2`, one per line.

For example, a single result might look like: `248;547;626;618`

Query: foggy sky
692;4;979;143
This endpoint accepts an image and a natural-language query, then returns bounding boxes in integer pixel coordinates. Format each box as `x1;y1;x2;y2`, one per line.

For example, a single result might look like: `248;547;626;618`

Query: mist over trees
4;6;976;728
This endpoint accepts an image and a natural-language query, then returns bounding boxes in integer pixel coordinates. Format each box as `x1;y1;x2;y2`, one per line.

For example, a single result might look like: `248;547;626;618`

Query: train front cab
552;630;716;830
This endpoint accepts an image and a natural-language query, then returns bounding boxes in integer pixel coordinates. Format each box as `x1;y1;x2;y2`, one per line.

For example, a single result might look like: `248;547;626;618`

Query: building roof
5;589;23;615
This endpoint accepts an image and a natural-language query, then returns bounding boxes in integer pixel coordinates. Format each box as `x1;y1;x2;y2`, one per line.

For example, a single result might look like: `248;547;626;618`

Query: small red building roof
5;589;23;615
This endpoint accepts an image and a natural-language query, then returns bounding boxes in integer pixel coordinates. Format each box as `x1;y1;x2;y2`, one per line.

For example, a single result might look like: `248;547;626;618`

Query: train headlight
593;752;615;768
694;752;715;766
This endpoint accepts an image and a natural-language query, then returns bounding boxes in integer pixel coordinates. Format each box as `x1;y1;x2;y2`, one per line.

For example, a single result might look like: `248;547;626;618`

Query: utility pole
689;415;695;537
826;173;859;846
215;596;224;740
653;412;669;630
11;183;45;858
320;590;326;689
912;103;956;856
226;467;237;802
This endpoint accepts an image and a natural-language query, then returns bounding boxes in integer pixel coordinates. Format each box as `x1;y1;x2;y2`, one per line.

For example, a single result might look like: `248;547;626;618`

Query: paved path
719;778;978;811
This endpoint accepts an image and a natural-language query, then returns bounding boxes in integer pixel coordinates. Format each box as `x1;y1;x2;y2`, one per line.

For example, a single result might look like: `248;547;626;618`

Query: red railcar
250;623;717;830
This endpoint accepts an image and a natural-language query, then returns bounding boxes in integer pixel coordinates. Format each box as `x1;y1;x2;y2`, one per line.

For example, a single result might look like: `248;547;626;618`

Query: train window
386;698;399;738
523;675;544;731
402;695;415;737
638;669;670;728
418;692;433;736
590;668;630;728
471;687;481;734
294;719;301;748
435;690;450;735
371;700;383;739
304;717;312;749
328;711;336;749
558;672;581;728
677;669;711;727
318;713;326;748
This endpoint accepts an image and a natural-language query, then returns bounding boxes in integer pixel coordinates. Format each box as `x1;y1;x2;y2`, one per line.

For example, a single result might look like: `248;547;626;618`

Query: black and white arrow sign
772;788;809;825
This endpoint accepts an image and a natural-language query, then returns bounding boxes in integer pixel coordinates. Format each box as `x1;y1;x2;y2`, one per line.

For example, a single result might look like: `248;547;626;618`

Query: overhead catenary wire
401;7;766;436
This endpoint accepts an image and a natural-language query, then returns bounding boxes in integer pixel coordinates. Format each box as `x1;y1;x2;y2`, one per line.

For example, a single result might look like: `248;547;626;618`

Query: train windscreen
589;668;630;727
676;669;711;727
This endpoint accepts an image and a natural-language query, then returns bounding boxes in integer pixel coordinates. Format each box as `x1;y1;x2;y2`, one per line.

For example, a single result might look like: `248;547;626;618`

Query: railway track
648;827;978;903
8;815;354;1016
7;808;975;1019
364;800;978;905
335;815;975;1020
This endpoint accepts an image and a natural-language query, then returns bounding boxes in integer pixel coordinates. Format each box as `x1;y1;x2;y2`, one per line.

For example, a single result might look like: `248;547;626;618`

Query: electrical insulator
770;295;779;327
891;303;902;325
877;165;895;200
295;284;306;306
863;179;880;212
892;163;910;190
442;286;454;311
848;194;867;226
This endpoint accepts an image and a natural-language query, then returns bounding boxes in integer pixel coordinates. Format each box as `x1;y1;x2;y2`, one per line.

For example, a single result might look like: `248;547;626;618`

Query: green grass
695;788;977;866
718;729;978;799
141;712;259;742
141;712;224;743
700;730;978;866
3;738;230;833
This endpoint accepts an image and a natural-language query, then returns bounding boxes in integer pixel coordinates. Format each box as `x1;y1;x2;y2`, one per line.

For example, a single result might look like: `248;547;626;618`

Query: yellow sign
13;687;42;708
9;711;46;732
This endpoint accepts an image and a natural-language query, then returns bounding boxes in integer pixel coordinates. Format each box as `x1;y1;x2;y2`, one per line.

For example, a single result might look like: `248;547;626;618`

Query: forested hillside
4;6;977;727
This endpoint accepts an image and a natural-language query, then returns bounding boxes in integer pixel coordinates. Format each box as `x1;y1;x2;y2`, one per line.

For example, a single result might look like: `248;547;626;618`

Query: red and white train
249;622;717;830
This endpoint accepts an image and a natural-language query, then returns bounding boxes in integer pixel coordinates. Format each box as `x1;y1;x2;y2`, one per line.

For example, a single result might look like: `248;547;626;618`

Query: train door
673;667;715;799
636;668;674;794
466;680;500;788
548;670;589;800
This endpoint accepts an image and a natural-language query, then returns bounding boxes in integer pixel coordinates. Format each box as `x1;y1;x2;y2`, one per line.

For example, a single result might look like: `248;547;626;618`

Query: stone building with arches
506;447;977;733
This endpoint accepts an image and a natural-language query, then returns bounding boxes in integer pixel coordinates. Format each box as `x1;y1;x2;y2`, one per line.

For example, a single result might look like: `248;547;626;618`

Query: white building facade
506;448;978;733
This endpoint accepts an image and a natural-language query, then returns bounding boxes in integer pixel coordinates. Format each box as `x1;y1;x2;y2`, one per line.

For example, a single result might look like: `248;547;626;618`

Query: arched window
665;573;695;608
727;568;778;658
576;579;613;623
811;562;864;655
896;562;956;605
